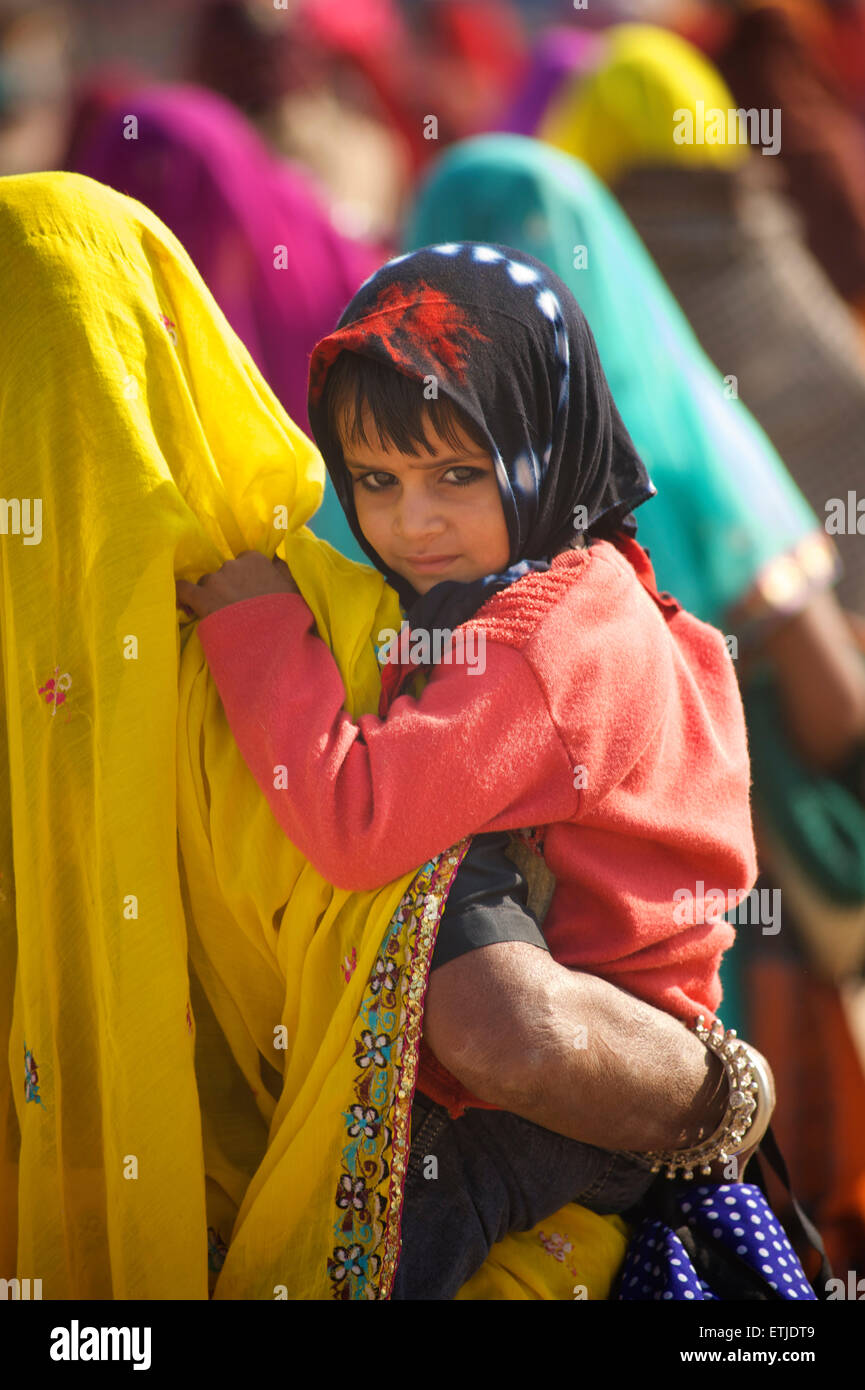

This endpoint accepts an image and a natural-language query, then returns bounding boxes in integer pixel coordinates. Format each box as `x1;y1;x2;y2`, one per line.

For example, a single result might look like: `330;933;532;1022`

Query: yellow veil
0;172;627;1300
541;23;749;184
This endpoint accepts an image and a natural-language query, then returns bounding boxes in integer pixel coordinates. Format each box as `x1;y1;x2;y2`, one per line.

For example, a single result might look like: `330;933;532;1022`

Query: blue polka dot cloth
617;1183;816;1301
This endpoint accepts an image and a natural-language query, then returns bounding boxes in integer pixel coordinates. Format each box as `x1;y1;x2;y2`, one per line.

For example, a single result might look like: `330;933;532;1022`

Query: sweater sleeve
195;592;580;891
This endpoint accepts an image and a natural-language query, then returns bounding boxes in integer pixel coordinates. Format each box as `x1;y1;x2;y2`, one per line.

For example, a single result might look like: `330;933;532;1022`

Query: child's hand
176;552;299;620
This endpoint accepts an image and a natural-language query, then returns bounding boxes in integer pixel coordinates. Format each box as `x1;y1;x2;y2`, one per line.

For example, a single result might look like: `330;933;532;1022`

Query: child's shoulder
464;539;648;653
462;541;679;779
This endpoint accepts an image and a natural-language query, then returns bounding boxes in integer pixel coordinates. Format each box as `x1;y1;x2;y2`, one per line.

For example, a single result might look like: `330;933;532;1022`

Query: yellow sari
541;23;748;184
0;171;627;1299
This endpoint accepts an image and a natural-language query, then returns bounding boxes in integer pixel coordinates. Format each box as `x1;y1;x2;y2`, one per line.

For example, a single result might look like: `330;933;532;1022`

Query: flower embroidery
329;846;468;1300
160;313;178;345
539;1230;573;1262
24;1044;44;1107
342;947;357;983
336;1173;370;1218
327;1244;380;1292
355;1030;391;1070
369;956;398;997
38;667;71;716
347;1104;380;1141
207;1227;228;1273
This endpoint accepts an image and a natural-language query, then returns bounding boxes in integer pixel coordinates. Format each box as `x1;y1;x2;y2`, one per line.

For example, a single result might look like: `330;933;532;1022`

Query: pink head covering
69;82;381;431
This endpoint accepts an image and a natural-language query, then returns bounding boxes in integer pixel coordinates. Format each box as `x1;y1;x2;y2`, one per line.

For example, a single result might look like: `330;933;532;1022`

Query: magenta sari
69;82;382;436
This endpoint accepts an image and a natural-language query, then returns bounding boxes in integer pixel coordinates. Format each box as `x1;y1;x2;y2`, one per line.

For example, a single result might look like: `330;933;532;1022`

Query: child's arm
196;591;581;891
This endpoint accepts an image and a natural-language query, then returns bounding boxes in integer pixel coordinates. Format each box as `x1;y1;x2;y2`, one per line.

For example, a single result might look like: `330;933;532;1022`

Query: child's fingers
175;578;204;617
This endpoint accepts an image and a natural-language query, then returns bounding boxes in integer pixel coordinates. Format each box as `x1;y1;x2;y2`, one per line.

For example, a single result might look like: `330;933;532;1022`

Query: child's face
340;405;511;595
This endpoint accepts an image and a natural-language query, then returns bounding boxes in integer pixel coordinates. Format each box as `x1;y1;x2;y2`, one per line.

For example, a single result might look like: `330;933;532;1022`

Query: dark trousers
391;1090;655;1300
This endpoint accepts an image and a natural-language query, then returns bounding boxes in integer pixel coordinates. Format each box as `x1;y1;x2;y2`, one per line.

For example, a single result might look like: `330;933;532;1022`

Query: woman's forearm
759;591;865;771
422;940;728;1152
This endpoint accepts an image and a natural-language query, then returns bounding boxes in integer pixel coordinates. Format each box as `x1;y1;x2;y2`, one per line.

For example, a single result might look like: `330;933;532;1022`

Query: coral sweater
196;535;757;1115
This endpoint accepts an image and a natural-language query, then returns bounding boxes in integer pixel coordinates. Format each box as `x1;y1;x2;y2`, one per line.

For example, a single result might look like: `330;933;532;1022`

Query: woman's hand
176;551;299;620
707;1043;776;1184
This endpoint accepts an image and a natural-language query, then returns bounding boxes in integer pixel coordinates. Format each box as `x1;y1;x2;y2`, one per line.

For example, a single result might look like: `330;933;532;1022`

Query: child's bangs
322;351;488;457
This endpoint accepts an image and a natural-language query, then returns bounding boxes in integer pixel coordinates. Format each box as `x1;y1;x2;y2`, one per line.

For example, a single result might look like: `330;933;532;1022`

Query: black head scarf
307;241;655;631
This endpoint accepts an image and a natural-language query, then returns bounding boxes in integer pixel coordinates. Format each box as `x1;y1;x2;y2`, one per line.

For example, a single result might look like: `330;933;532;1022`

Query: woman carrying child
178;241;779;1298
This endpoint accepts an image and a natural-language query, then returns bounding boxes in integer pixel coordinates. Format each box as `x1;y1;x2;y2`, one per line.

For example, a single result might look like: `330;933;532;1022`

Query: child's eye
355;471;397;492
444;467;485;487
353;466;486;492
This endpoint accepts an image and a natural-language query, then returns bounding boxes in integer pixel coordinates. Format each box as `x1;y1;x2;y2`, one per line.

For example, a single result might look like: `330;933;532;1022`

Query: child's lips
403;554;460;571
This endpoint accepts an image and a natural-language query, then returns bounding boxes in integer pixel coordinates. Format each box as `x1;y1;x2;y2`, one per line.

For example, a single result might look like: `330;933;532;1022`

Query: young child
179;243;757;1298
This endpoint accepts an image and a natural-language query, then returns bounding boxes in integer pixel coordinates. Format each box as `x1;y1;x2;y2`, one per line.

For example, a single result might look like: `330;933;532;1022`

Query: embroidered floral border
327;841;468;1300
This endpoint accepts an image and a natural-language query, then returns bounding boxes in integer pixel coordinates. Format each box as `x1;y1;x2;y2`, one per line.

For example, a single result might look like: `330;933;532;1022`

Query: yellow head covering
0;172;627;1299
541;23;749;184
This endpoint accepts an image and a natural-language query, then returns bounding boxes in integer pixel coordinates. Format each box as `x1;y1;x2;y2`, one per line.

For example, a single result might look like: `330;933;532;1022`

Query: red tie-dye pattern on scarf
308;280;492;404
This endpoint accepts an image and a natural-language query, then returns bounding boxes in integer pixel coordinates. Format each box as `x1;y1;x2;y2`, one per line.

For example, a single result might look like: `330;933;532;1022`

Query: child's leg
391;1091;654;1300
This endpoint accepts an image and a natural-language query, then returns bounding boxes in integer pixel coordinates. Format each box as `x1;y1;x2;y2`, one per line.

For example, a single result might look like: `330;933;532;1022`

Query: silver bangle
635;1015;771;1180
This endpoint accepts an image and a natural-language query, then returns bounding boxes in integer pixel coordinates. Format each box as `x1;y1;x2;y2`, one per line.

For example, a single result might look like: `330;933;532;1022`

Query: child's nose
395;488;445;540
